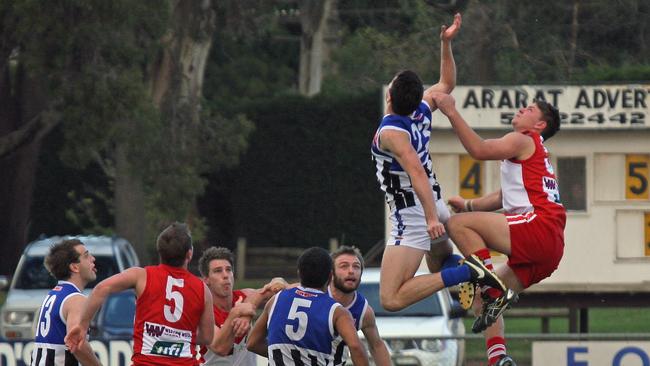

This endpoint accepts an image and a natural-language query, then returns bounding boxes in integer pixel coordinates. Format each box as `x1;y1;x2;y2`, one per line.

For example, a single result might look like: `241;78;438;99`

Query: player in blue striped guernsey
31;239;101;366
328;246;390;366
247;247;369;366
370;13;475;313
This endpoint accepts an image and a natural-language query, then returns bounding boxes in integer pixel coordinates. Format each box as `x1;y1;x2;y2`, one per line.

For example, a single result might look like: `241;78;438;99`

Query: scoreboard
383;84;650;286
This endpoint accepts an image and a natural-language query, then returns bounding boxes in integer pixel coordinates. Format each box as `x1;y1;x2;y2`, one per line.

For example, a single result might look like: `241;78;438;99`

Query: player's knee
380;293;405;312
446;215;468;238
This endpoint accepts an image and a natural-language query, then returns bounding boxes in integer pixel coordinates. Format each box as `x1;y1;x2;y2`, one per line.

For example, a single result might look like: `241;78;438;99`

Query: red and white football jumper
500;131;566;288
132;264;206;366
199;290;257;366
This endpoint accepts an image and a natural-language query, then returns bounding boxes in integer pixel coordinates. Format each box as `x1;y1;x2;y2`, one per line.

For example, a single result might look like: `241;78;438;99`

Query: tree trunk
0;143;40;275
298;0;334;96
113;0;215;260
0;65;47;275
568;0;580;79
114;144;148;264
466;3;495;83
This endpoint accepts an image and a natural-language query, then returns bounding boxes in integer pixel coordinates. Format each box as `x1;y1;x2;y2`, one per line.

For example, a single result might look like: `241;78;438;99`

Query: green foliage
327;0;649;87
572;63;650;82
205;92;384;252
324;0;451;94
203;33;298;112
10;0;650;250
7;1;255;244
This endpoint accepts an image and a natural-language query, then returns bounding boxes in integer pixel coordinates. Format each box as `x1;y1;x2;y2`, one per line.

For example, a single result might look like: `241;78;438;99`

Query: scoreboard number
626;154;650;200
459;155;484;199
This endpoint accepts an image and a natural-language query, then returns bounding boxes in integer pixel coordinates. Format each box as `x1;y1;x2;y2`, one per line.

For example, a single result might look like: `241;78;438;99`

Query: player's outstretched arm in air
424;13;461;106
431;92;533;161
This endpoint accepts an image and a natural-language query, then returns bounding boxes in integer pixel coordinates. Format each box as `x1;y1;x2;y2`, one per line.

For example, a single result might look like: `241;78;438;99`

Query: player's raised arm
424;13;461;106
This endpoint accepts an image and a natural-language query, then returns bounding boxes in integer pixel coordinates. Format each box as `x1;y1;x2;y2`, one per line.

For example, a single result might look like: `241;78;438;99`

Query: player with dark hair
31;239;101;366
197;246;287;366
433;92;564;366
247;247;369;366
329;246;390;366
66;222;215;366
371;13;505;315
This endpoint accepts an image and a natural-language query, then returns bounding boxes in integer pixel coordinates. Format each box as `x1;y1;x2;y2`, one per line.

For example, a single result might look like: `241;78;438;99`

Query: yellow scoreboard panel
459;155;484;199
626;154;650;200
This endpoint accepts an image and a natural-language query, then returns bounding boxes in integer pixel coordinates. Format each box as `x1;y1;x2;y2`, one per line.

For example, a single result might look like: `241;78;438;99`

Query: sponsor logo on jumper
296;290;318;298
543;177;557;190
146;323;165;337
144;322;192;341
53;286;62;291
151;341;184;357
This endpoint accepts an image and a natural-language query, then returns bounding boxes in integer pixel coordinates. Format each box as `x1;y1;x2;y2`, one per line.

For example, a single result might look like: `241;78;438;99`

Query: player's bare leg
474;265;524;365
380;245;447;311
425;238;453;273
446;212;512;256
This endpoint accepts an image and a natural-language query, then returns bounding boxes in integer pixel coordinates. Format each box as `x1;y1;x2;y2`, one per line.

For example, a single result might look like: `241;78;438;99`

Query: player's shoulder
416;100;432;113
380;113;410;129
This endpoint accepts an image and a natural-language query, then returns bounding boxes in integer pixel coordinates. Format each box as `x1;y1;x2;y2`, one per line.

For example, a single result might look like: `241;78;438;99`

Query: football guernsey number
164;276;185;322
285;298;311;341
36;294;57;337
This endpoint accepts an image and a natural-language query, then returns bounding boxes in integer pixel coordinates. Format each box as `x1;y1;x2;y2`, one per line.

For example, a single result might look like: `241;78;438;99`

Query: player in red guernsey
65;222;215;366
197;247;288;366
432;93;563;366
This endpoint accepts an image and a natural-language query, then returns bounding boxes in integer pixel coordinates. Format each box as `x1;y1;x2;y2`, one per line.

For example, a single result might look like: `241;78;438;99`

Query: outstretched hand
447;196;466;213
430;92;456;115
64;325;87;353
260;277;288;296
440;13;462;42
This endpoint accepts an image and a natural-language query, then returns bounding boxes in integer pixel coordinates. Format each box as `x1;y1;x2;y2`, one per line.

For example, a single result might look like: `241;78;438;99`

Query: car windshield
357;283;443;317
103;292;136;328
14;255;119;289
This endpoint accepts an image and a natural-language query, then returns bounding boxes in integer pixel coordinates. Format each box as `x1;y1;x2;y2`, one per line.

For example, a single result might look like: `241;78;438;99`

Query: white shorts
386;198;451;251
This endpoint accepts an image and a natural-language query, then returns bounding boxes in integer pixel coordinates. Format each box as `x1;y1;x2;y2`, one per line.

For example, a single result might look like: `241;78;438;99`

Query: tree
0;0;253;273
298;0;336;96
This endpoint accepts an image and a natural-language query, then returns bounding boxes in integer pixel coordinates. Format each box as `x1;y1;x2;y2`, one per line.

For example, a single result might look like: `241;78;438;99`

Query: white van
0;235;139;340
357;268;466;366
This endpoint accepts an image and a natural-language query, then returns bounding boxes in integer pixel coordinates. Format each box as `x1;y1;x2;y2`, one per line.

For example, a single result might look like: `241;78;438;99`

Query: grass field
462;307;650;365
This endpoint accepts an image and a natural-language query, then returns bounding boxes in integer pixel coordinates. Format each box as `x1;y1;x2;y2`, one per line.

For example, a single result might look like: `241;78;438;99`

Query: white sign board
431;84;650;129
532;341;650;366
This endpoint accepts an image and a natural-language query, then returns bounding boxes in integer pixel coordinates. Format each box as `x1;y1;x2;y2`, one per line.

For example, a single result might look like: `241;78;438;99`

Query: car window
103;293;135;328
119;247;136;269
14;255;120;289
358;283;443;317
14;257;56;289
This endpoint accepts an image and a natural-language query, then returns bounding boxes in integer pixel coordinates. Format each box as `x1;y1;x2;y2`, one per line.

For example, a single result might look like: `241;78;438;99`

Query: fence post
237;237;247;282
329;238;339;253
